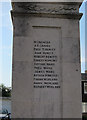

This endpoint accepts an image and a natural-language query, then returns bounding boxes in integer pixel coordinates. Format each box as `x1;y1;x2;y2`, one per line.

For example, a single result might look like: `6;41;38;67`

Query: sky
79;1;86;73
85;2;87;70
0;1;13;87
0;1;87;87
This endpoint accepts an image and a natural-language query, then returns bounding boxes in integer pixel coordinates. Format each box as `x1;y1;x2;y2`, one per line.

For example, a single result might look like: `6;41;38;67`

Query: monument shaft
11;2;82;118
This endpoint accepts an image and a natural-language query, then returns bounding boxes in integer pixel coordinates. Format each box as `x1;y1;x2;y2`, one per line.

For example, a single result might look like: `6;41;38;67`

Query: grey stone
11;2;82;118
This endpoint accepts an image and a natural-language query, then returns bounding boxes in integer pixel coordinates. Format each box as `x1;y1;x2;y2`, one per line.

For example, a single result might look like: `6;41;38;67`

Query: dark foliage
0;84;11;97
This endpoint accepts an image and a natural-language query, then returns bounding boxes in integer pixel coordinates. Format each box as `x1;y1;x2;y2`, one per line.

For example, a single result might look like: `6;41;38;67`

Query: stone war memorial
11;0;83;118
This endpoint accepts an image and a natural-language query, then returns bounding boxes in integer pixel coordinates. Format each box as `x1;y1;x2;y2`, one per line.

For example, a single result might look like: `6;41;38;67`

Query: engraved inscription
33;40;60;88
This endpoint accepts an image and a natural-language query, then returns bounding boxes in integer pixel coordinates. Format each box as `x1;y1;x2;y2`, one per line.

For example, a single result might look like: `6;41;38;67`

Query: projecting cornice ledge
11;2;83;20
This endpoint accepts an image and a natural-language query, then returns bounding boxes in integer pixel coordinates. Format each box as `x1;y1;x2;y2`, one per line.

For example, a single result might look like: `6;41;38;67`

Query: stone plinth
11;2;82;118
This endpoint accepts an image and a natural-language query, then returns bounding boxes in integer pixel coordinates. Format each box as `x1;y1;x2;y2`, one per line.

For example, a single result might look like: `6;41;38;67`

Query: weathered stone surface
11;2;82;118
11;2;82;19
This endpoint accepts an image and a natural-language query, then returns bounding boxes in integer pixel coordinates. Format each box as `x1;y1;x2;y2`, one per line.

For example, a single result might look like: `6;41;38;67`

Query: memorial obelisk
11;1;82;118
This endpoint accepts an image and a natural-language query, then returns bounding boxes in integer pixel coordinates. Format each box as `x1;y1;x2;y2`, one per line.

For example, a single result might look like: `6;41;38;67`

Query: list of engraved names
33;40;60;88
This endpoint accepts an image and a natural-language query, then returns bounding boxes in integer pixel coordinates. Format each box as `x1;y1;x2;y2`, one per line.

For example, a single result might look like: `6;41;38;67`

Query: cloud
0;45;12;50
84;0;87;2
81;58;87;62
0;0;11;2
